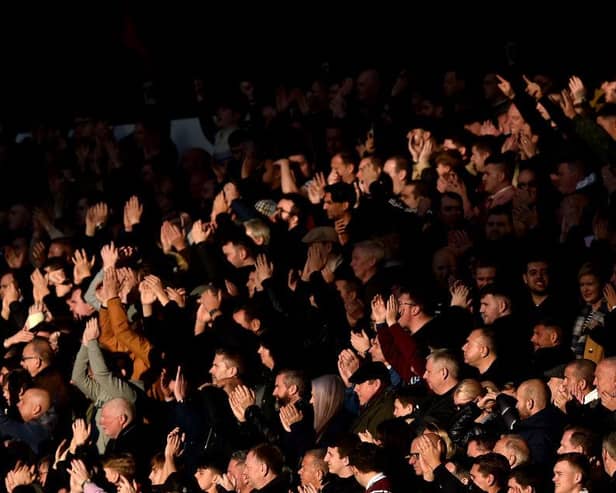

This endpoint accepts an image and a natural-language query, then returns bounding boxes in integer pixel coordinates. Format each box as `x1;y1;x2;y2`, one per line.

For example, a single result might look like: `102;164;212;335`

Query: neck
436;380;458;396
254;474;277;490
477;355;497;374
408;315;432;334
359;268;376;284
337;467;354;479
531;292;548;305
356;471;380;488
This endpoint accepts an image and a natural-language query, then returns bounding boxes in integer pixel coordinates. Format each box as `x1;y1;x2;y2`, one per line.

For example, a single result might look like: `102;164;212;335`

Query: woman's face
579;274;602;304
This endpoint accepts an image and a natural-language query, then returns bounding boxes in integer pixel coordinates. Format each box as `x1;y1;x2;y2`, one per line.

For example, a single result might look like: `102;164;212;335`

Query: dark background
0;5;613;127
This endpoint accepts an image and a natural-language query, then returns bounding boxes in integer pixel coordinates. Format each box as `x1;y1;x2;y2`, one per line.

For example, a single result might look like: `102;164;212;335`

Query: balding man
514;379;565;465
21;337;70;413
493;434;530;469
462;328;514;387
101;398;139;457
0;387;55;454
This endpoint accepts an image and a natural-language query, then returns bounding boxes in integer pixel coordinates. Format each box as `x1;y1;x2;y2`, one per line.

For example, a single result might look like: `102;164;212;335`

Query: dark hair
331;433;361;460
324;182;356;208
473;453;510;488
250;443;284;476
510;464;546;489
555;453;589;485
348;443;383;473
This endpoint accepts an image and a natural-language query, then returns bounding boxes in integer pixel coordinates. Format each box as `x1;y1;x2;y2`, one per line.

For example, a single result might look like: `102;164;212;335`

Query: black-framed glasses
21;356;39;362
405;452;420;460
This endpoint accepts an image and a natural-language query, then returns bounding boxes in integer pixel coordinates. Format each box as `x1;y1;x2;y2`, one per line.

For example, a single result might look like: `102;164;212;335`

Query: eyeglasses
405;452;420;460
21;356;39;362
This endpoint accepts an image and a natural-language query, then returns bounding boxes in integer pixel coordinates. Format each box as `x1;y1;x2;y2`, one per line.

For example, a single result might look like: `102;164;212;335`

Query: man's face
99;405;123;439
209;354;233;386
552;162;580;195
67;289;95;320
563;366;583;398
223;243;245;268
423;358;443;393
602;80;616;103
244;452;262;489
324;447;346;476
485;213;512;241
227;459;247;491
276;199;295;226
400;184;420;209
470;464;491;493
552;460;580;493
323;192;346;220
479;294;502;325
330;155;354;183
594;362;616;405
272;374;292;406
16;390;36;422
298;455;319;487
357;158;379;192
383;159;405;195
482;164;503;194
507;477;532;493
467;440;488;458
350;247;374;281
524;261;549;295
396;293;413;328
0;273;16;300
439;196;463;227
194;467;216;491
516;385;531;420
354;379;380;406
531;325;557;350
517;169;538;204
462;330;485;367
393;398;413;418
475;266;496;290
408;439;423;475
20;344;42;377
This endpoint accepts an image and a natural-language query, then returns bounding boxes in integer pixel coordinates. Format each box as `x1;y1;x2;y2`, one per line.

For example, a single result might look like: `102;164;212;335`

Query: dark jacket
515;406;565;466
351;388;394;436
0;408;56;454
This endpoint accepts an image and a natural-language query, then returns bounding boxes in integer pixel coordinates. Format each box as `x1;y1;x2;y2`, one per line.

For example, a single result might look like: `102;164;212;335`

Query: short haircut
103;398;135;424
387;155;410;176
468;434;496;454
499;434;530;466
304;449;328;476
348;443;383;473
324;182;356;208
230;450;248;464
479;282;513;304
28;337;53;364
485;154;514;182
473;453;510;488
399;284;430;313
279;369;310;400
250;443;284;476
353;240;385;264
565;359;596;388
102;453;137;481
331;433;361;460
395;385;428;409
474;328;497;355
427;349;460;380
509;464;545;489
215;348;245;376
565;426;598;457
555;453;589;484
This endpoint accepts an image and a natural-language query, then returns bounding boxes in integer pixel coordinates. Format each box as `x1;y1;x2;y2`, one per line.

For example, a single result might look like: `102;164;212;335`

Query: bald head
17;388;51;422
516;379;549;419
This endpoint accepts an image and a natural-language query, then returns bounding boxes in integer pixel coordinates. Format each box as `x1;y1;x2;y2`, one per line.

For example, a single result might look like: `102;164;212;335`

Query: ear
441;367;449;380
549;331;559;345
526;398;535;412
573;472;582;485
522;273;529;285
487;473;496;486
250;319;261;332
288;384;299;396
229;366;238;378
32;404;42;417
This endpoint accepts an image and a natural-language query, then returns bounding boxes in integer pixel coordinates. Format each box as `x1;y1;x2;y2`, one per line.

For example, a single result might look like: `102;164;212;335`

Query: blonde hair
311;374;345;440
454;379;483;404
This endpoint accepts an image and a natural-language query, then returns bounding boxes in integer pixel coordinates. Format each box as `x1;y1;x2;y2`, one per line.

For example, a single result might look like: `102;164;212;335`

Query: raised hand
173;366;187;403
101;242;119;270
350;330;371;355
161;221;186;253
229;385;256;422
165;427;185;458
560;89;576;119
522;74;543;100
72;249;95;285
450;282;471;309
210;191;229;223
139;280;157;306
371;295;387;324
166;287;186;308
117;476;138;493
144;275;169;305
191;219;213;245
30;269;50;303
358;429;377;444
123;196;143;232
604;284;616;310
223;182;241;202
255;254;274;285
101;267;120;303
337;349;360;387
82;318;100;346
85;202;109;236
495;74;515;100
5;463;35;493
279;403;303;432
31;241;47;269
568;76;586;104
385;295;399;326
71;418;91;448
